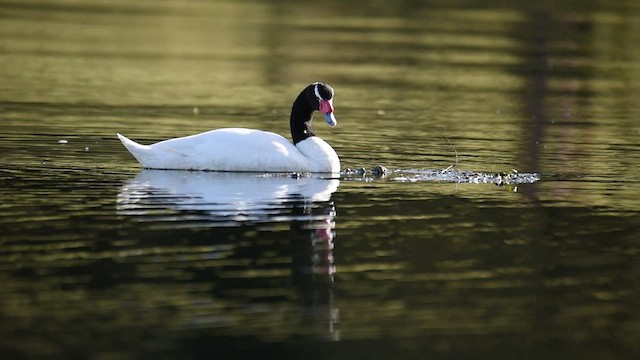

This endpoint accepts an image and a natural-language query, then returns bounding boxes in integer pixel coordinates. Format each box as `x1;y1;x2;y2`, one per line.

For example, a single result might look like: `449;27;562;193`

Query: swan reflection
117;170;339;225
116;170;340;340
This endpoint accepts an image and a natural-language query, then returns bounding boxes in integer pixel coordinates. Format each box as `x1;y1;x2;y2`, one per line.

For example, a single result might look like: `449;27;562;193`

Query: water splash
342;167;540;185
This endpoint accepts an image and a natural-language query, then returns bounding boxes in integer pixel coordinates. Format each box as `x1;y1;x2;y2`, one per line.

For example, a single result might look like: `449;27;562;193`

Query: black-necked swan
117;82;340;173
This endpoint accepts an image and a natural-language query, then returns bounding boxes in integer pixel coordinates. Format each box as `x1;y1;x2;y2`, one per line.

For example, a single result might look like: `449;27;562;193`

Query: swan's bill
319;98;337;127
324;112;337;127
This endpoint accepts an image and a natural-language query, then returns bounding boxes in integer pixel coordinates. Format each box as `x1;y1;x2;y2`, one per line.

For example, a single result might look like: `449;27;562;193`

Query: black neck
290;90;315;144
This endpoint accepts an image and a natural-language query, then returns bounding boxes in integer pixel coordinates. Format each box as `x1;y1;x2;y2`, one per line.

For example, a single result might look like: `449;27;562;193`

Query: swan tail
117;133;154;168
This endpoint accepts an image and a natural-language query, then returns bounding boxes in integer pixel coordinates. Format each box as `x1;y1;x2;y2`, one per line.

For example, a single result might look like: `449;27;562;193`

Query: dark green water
1;0;639;359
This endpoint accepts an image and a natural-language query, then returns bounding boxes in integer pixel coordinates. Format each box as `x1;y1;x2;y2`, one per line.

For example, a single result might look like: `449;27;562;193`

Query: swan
117;82;340;173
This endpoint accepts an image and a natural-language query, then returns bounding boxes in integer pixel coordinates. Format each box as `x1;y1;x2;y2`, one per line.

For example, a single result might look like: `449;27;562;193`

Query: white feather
117;128;340;173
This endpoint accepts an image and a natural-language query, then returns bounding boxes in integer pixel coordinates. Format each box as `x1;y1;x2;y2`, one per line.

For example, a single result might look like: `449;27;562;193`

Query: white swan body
117;128;340;172
118;82;341;173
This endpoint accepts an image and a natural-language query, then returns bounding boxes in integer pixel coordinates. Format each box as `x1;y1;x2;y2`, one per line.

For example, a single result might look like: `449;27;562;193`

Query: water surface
1;0;639;359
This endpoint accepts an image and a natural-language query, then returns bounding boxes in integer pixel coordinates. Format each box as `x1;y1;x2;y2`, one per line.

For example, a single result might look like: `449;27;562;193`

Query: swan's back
118;129;316;172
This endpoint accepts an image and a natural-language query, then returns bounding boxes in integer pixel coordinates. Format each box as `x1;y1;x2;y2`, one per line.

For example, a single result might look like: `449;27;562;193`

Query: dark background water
1;0;639;359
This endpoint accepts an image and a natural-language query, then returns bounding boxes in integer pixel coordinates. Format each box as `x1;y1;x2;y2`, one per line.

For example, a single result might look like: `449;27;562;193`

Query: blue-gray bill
324;112;337;127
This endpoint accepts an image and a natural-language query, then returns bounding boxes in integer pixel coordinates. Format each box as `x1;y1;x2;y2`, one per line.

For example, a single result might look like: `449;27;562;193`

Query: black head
313;82;334;102
299;82;334;110
290;82;338;144
311;82;337;127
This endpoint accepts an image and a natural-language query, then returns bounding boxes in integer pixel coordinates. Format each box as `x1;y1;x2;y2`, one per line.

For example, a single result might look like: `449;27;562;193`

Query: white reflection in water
117;170;339;225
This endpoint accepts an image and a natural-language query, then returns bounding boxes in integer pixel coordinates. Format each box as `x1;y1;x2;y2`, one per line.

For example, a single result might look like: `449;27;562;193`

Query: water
1;0;640;359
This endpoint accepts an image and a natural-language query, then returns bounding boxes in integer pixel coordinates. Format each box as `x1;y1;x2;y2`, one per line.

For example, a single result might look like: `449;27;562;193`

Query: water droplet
58;139;68;144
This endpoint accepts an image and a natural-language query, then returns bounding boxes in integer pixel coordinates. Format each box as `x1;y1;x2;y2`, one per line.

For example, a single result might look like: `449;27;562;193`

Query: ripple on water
342;167;540;185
